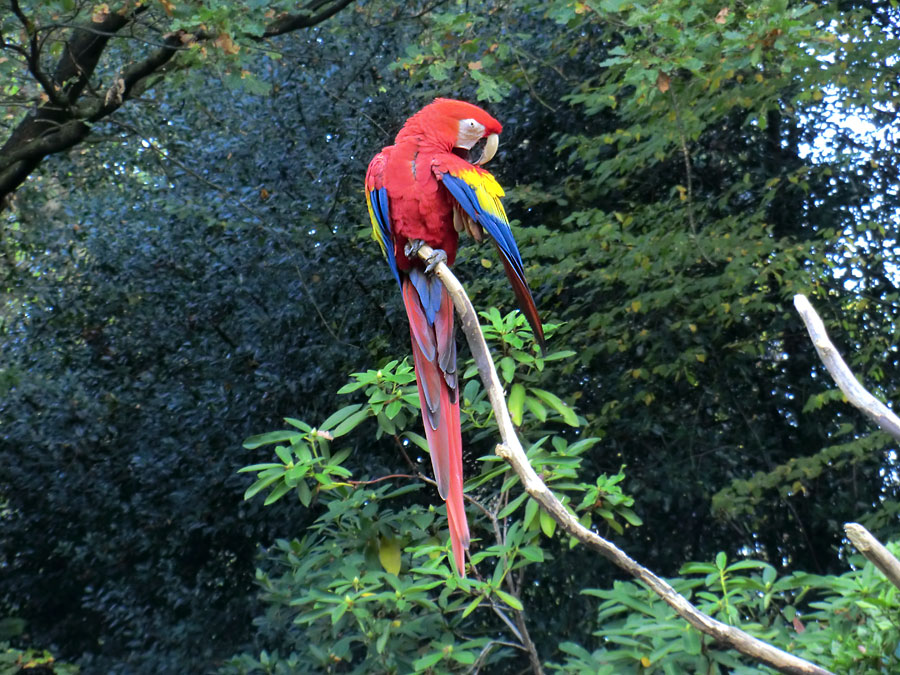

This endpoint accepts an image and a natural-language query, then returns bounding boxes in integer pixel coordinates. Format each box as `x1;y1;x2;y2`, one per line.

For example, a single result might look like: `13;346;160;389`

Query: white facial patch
456;118;486;149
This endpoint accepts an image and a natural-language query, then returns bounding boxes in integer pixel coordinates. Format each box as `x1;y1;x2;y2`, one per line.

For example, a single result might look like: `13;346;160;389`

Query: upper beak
475;133;499;165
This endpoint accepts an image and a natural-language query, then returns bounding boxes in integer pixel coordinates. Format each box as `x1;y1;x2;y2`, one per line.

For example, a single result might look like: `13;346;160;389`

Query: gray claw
424;248;448;274
404;238;425;258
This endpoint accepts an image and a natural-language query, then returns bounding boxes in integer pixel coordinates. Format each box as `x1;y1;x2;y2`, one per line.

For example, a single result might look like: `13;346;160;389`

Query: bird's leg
405;239;448;275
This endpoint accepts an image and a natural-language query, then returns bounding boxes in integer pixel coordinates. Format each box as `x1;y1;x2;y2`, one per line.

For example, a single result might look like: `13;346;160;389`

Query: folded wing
434;160;545;349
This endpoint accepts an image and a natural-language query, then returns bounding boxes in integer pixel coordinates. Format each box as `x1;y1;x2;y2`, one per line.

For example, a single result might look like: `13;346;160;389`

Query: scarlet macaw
365;98;544;575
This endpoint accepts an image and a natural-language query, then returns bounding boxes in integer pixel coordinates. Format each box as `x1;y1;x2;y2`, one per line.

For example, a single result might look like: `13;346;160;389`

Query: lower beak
476;133;499;165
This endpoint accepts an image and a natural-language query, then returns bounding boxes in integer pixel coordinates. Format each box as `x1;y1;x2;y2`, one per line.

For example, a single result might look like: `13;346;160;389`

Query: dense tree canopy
2;0;900;672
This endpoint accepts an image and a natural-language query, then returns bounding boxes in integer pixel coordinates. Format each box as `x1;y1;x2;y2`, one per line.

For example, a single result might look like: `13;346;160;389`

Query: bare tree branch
262;0;356;37
417;245;832;675
845;522;900;592
793;294;900;442
9;0;67;108
0;0;355;211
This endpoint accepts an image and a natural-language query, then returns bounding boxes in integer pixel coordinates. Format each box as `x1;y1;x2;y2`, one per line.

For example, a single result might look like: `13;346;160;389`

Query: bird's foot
404;239;425;258
404;239;447;274
424;248;448;274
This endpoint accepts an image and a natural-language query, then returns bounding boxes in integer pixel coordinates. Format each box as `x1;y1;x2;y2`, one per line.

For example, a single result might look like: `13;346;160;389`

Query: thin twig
418;244;832;675
667;85;713;265
10;0;67;108
513;52;557;113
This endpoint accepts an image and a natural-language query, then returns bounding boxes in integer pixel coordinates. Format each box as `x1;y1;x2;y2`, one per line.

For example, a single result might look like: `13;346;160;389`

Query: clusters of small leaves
240;410;359;508
469;310;578;428
550;549;900;674
336;360;420;439
0;642;79;675
233;311;630;673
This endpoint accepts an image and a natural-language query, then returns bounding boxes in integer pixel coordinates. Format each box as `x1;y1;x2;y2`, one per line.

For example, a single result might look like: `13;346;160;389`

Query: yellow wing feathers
454;168;509;223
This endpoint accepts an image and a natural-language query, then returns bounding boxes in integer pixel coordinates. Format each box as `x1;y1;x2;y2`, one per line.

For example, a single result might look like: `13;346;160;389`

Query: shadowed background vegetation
2;0;900;672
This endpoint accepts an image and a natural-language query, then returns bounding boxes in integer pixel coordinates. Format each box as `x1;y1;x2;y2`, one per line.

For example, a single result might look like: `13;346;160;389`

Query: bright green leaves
239;411;359;506
554;548;900;673
577;467;643;536
337;359;419;438
236;302;630;671
474;309;580;428
529;387;578;426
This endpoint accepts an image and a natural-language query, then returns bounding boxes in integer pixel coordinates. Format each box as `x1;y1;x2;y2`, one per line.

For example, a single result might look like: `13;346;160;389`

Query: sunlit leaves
556;548;900;673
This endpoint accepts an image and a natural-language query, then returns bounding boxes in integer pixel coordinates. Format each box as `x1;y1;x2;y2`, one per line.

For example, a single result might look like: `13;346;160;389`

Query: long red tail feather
402;275;469;575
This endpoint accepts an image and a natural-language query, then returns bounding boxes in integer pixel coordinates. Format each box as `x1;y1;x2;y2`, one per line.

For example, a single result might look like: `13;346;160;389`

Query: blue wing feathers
441;173;528;285
370;187;401;287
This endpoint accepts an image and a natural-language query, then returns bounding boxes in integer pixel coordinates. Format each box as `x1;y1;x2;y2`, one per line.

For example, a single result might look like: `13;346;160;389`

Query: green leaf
244;470;285;500
461;595;483;618
320;404;364;431
680;562;718;575
378;537;402;575
529;387;579;426
518;546;545;562
274;445;292;465
237;462;283;473
539;508;557;538
683;628;702;655
524;497;539;529
727;559;769;572
542;349;577;361
494;588;524;610
524;395;547;422
331;409;369;437
264;480;292;505
385;399;402;420
619;507;643;527
413;651;444;671
297;479;312;507
284;417;312;432
500;356;516;383
243;430;300;450
498;491;529;519
403;431;429;452
452;650;476;665
508;383;526;426
337;381;366;394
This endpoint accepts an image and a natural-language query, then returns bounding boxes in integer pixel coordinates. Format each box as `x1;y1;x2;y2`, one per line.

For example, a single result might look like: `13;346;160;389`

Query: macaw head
397;98;502;166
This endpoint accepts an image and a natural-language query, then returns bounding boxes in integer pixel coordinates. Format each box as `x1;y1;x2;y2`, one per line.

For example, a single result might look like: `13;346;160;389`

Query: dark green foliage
3;0;900;671
0;3;419;669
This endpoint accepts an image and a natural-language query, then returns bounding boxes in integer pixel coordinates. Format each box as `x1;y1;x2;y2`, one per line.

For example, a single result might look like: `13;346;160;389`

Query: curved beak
476;133;499;165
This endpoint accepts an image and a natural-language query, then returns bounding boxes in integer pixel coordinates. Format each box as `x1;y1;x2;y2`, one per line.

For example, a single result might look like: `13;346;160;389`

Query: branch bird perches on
417;244;832;675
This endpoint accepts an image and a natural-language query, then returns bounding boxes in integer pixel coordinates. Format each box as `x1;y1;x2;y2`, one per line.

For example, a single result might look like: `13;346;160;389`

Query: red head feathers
395;98;503;152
